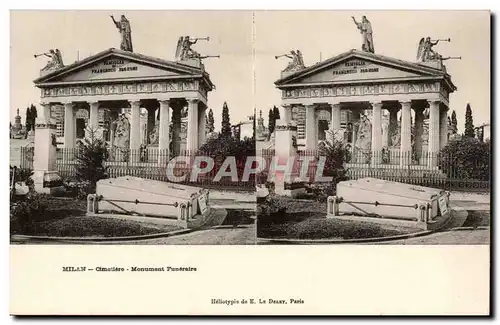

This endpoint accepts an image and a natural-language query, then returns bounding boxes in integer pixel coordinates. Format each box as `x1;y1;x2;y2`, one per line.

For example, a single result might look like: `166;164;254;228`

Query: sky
10;10;490;132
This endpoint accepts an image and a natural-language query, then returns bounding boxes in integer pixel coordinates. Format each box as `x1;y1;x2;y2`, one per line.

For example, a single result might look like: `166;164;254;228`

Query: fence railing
17;147;490;192
257;149;490;192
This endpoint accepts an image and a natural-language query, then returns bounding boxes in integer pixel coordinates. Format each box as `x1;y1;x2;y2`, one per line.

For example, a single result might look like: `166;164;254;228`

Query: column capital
329;102;341;109
61;101;74;106
371;101;383;109
427;99;441;106
186;98;199;104
158;99;170;105
400;100;412;107
128;100;141;106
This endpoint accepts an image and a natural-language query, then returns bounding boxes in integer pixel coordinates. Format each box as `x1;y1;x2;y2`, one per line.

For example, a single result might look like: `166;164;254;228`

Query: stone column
439;106;449;150
305;104;317;151
129;100;141;151
428;100;440;167
198;105;207;146
330;103;341;142
281;105;292;124
388;105;399;146
414;105;425;164
400;101;412;166
89;101;99;131
146;106;157;144
63;102;75;149
186;98;199;153
38;103;51;123
371;102;383;165
158;99;170;159
171;106;182;157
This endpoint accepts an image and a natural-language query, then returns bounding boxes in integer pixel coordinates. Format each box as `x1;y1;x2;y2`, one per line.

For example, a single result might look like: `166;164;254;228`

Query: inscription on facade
91;59;139;74
282;82;441;99
40;80;200;98
332;60;380;76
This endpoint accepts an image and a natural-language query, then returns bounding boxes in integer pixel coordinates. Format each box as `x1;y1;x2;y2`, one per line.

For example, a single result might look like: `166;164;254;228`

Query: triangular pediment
34;49;203;84
276;50;447;86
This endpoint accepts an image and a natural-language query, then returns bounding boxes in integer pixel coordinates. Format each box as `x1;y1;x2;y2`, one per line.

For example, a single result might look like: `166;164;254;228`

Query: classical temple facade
33;48;214;159
274;49;456;167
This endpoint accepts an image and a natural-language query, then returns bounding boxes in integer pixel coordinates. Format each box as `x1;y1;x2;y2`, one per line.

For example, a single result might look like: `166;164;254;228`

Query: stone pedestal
31;118;64;194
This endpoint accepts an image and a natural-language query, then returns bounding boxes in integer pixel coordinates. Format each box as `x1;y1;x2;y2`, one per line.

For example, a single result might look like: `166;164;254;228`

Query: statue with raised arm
110;15;133;52
417;37;451;62
36;49;64;71
275;50;305;72
175;36;212;60
352;15;374;53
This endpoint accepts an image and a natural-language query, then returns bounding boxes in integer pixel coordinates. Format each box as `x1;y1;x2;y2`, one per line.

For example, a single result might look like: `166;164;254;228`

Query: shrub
10;192;50;232
306;182;336;202
197;133;255;180
10;166;34;191
438;137;490;181
316;131;350;183
74;127;109;196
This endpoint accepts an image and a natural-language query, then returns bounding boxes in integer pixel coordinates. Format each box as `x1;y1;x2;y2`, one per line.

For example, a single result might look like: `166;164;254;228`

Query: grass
257;196;419;240
462;210;490;228
11;197;182;238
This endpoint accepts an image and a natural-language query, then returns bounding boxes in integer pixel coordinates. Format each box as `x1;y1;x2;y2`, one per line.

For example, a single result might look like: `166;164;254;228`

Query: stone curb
10;228;195;243
257;206;466;245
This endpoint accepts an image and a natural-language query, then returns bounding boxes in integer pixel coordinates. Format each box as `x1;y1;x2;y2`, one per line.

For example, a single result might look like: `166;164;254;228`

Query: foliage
207;108;215;132
451;110;458;134
63;178;92;200
10;166;34;190
74;127;109;196
317;130;350;182
273;105;280;120
197;132;255;178
10;192;50;232
464;103;475;138
306;182;336;202
221;101;232;138
438;137;490;181
268;108;276;138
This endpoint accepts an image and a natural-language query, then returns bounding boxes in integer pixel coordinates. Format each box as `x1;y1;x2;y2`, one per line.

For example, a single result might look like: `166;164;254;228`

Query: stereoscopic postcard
9;10;490;316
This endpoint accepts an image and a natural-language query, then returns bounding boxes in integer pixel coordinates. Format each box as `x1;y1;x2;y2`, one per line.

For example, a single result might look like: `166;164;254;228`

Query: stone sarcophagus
87;176;211;228
327;178;450;229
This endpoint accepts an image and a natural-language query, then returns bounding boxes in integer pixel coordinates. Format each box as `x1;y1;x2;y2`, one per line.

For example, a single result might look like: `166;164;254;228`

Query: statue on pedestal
148;123;160;145
352;16;374;53
110;15;133;52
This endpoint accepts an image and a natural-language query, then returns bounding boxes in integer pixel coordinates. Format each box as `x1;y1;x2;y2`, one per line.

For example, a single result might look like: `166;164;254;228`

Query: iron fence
17;146;490;192
258;149;490;192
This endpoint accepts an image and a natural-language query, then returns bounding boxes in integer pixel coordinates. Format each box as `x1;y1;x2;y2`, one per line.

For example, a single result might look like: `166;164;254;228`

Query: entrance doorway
76;119;86;139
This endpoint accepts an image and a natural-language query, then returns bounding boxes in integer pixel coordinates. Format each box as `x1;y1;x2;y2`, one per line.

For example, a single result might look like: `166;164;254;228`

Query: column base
32;170;65;195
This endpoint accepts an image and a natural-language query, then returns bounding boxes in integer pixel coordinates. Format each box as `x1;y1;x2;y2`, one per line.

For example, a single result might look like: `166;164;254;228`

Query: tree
207;108;215;133
25;107;31;136
221;101;232;137
451;110;458;134
74;127;109;196
464;103;475;138
252;109;256;140
268;108;275;136
439;137;490;181
273;105;280;120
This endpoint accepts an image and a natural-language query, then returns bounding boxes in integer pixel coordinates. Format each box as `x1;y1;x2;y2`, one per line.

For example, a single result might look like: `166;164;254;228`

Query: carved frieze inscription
41;80;200;98
282;82;440;99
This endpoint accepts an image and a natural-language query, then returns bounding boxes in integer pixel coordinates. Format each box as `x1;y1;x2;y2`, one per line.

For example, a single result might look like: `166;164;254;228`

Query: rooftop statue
416;37;452;62
352;16;374;53
35;49;64;71
275;50;305;72
175;36;219;61
110;15;133;52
